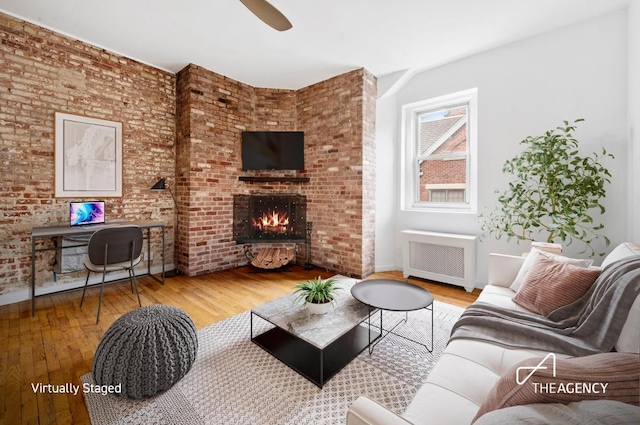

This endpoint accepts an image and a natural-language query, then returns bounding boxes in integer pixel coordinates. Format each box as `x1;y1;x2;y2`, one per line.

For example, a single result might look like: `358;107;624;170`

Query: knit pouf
92;305;198;398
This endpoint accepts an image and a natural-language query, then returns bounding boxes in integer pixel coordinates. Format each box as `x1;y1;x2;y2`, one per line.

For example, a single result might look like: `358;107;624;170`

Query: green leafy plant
293;276;341;306
480;119;614;257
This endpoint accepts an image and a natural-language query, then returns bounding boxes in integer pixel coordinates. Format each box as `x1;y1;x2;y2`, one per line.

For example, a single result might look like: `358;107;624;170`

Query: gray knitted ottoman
92;304;198;398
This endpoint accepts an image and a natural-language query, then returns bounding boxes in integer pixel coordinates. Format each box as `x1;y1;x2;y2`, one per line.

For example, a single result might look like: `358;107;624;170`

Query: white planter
306;302;332;315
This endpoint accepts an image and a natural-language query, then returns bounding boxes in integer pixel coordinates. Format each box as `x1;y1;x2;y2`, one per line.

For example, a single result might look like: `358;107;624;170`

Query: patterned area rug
82;298;464;425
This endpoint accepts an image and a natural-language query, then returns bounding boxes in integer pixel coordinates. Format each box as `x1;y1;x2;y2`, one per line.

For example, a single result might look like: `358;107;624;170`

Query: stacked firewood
250;247;295;269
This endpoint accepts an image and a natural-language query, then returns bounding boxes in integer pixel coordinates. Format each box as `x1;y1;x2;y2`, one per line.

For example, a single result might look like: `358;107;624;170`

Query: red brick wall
0;13;176;297
177;66;377;278
254;87;297;130
176;64;259;276
297;69;376;277
0;11;377;300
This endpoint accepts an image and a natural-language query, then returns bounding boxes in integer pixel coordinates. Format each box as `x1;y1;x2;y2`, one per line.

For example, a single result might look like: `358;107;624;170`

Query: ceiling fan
239;0;292;31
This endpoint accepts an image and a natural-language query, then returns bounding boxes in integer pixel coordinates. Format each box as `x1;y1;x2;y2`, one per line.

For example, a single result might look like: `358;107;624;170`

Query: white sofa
346;242;640;425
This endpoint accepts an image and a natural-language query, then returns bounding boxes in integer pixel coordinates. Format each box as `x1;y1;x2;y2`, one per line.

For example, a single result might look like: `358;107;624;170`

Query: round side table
351;279;434;353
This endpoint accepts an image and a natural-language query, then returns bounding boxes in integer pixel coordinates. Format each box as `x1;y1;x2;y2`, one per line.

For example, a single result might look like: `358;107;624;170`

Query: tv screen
241;131;304;170
70;201;105;227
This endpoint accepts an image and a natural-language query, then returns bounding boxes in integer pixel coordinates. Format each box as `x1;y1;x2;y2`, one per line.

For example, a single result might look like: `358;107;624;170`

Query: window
429;188;465;203
401;88;477;211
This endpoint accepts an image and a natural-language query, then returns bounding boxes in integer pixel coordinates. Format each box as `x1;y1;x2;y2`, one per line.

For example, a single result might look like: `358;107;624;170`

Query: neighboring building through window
401;88;477;211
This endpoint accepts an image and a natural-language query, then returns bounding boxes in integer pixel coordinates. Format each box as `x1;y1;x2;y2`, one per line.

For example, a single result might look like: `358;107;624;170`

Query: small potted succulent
293;276;341;315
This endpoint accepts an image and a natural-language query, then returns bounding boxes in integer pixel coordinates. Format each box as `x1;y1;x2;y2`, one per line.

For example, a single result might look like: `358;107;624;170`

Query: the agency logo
515;353;609;395
516;352;556;385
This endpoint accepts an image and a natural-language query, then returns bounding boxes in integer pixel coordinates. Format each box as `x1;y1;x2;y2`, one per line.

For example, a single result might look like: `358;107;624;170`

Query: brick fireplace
175;65;377;278
233;194;307;244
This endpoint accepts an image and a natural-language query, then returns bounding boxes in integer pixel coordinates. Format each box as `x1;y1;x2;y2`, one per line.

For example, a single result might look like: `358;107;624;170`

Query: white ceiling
0;0;629;90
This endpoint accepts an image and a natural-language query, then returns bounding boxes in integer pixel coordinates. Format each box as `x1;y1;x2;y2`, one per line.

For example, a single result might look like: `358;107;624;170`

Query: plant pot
306;302;332;315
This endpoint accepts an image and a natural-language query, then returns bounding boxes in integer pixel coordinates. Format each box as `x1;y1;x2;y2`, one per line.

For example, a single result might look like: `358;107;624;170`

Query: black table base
351;279;435;355
365;306;433;354
250;311;381;388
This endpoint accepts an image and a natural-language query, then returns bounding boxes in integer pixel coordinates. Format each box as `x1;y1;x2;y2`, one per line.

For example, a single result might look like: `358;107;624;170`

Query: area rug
82;299;464;425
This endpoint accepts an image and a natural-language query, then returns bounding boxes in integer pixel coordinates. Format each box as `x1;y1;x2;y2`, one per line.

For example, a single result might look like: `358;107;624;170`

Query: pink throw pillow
472;353;640;423
510;248;594;292
512;255;600;316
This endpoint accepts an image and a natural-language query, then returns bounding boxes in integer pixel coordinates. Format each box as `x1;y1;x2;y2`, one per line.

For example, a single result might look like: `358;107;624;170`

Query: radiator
401;230;476;292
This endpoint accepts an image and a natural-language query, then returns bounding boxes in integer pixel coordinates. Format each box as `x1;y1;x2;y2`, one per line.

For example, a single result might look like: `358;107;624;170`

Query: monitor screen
70;201;105;227
241;131;304;170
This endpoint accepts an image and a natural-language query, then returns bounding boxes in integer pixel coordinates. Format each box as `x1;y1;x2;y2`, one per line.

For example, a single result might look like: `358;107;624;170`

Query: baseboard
374;264;401;273
0;264;174;307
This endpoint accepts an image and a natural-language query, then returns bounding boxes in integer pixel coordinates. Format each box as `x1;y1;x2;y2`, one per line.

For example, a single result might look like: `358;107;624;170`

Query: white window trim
400;88;478;213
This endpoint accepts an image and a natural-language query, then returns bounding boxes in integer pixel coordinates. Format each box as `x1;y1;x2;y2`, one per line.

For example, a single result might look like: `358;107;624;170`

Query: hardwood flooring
0;266;480;425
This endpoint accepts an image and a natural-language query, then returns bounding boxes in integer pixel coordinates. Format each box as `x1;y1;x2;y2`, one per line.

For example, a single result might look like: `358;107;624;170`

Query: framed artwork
55;112;123;198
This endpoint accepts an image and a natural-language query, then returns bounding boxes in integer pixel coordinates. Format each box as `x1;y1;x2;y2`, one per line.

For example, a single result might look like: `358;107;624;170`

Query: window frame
400;88;478;212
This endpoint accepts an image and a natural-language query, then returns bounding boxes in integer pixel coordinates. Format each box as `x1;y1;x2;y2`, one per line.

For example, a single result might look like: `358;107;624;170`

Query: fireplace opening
252;210;291;235
233;194;307;243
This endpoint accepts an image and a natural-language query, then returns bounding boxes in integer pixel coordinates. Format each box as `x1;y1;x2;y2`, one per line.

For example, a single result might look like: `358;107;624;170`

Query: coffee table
250;279;380;388
351;279;434;353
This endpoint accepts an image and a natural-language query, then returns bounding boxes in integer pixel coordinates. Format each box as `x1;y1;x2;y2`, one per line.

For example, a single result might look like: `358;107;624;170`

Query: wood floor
0;266;480;425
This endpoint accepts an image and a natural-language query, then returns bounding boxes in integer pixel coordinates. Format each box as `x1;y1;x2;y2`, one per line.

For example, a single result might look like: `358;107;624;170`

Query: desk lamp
151;178;180;277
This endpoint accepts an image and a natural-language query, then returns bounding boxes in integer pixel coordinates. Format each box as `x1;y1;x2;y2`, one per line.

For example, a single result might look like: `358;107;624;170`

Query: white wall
374;91;399;271
629;2;640;242
375;10;629;285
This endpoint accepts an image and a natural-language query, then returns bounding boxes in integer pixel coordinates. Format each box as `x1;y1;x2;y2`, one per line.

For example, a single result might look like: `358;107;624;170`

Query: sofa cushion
402;339;570;425
475;285;531;312
601;242;640;268
510;248;594;292
512;255;601;316
472;352;640;423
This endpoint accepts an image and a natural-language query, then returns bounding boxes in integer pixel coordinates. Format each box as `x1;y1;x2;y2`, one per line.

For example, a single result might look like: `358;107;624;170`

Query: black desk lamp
151;178;180;277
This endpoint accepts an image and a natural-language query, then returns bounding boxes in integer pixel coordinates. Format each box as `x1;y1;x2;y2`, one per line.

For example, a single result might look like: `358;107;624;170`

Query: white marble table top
251;276;371;349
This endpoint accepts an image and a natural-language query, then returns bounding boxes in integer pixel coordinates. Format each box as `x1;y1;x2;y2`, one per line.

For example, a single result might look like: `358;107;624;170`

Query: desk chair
80;226;143;323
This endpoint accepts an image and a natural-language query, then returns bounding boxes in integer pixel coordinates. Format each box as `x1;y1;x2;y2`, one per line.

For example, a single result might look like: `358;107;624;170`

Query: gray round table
351;279;434;353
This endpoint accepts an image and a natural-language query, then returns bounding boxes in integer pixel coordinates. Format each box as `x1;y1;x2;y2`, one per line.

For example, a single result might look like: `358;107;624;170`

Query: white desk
31;220;165;315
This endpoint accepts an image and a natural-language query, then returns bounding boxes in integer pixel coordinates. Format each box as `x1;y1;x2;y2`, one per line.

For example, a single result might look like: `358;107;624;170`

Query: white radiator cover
401;230;476;292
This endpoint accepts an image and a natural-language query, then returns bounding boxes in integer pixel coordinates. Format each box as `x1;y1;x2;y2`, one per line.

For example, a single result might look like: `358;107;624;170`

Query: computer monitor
70;201;105;227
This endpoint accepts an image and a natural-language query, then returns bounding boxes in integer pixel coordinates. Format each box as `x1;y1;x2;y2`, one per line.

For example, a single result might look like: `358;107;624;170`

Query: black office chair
80;226;143;323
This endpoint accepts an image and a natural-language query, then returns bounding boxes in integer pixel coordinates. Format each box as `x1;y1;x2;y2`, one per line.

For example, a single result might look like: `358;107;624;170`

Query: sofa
346;242;640;425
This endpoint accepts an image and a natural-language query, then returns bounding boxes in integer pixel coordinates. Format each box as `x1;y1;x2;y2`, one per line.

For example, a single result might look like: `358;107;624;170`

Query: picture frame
54;112;123;198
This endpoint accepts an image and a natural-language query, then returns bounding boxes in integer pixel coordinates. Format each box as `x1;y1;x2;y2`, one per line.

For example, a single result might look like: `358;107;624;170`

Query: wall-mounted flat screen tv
70;201;105;227
241;131;304;170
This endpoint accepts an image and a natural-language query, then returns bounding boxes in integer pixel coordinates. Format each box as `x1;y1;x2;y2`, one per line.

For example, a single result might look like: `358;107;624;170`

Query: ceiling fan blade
239;0;292;31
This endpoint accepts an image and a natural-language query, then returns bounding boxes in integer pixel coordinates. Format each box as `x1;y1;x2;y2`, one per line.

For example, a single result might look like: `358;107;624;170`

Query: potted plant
294;276;341;315
480;119;614;257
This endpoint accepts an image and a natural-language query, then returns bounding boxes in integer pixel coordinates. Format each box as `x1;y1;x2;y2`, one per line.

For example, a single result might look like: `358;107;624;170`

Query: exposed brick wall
0;13;176;296
175;65;257;276
296;68;376;277
254;87;297;131
177;66;377;278
0;11;377;299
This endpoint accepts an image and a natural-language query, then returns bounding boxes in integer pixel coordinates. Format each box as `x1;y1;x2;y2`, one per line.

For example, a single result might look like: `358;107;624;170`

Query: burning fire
252;210;291;234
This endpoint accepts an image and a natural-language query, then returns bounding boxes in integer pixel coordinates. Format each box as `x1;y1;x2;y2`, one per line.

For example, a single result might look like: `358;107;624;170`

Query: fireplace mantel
238;176;310;183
